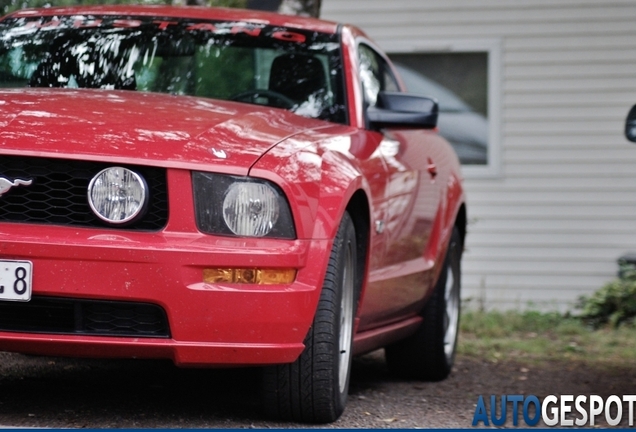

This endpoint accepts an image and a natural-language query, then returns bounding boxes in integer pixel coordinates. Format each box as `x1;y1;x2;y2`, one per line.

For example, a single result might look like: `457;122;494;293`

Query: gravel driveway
0;349;634;428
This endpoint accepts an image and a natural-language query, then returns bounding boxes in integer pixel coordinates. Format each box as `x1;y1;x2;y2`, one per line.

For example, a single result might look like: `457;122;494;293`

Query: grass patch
458;310;636;367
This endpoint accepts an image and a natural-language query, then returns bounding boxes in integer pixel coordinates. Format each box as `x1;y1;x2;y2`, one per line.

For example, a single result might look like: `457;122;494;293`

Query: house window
386;41;501;176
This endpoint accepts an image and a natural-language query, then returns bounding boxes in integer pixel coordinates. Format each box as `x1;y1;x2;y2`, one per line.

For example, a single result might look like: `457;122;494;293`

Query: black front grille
0;296;170;337
0;156;168;230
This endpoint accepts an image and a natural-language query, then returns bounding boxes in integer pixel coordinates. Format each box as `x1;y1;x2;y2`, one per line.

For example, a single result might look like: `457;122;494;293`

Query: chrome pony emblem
0;177;33;197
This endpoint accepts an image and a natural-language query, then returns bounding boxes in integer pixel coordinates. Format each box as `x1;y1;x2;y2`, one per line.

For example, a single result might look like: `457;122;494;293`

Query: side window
358;44;399;108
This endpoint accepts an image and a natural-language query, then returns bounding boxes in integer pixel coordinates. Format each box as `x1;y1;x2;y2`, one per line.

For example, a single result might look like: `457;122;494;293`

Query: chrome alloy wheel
443;264;460;362
338;241;355;393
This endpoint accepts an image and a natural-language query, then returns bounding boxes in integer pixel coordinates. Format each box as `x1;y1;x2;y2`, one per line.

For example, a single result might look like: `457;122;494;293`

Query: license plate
0;260;32;302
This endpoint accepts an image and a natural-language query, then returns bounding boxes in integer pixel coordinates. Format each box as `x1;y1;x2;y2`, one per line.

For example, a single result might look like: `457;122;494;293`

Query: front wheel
262;212;358;423
385;226;462;381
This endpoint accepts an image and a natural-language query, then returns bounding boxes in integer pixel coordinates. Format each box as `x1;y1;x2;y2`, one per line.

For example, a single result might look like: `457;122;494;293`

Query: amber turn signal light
203;268;296;285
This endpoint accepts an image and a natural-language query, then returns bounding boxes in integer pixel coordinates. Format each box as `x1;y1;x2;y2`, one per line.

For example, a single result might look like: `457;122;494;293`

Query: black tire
385;226;462;381
262;212;358;423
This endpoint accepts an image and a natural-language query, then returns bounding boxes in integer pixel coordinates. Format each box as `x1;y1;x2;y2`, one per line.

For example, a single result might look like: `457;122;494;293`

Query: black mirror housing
367;91;438;130
626;104;636;142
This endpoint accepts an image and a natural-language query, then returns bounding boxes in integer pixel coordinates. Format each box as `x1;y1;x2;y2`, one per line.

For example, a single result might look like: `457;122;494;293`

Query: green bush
577;263;636;328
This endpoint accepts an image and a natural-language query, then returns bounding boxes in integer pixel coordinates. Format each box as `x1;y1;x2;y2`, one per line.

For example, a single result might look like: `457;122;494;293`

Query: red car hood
0;88;328;174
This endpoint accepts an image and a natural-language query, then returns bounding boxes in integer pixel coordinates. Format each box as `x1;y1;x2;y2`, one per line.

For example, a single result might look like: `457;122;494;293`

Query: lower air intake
0;296;170;338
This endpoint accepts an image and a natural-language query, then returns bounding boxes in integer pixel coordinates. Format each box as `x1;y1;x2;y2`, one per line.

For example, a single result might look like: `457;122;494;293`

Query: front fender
249;127;375;241
248;127;376;344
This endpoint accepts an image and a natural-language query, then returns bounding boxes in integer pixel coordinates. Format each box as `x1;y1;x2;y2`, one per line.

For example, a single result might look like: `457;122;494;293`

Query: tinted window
0;16;347;124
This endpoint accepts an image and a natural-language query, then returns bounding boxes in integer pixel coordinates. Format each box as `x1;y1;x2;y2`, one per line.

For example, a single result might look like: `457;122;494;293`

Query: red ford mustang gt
0;6;466;423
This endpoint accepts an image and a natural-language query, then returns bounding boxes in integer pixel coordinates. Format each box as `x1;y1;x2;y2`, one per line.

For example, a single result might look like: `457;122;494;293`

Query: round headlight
222;182;280;237
87;167;148;225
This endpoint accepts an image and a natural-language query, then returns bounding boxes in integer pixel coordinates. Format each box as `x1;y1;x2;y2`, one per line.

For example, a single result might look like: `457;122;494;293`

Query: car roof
5;5;341;34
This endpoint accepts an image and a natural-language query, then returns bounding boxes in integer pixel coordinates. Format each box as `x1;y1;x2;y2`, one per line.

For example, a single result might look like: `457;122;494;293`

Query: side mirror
367;91;438;130
625;105;636;142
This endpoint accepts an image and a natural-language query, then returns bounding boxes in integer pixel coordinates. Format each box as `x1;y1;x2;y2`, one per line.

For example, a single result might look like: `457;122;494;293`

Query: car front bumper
0;222;332;367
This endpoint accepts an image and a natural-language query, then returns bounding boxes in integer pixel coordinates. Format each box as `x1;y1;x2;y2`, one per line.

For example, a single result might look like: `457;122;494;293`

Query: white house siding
322;0;636;311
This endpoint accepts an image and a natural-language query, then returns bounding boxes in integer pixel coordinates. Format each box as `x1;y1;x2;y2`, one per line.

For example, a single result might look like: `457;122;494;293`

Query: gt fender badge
0;177;33;197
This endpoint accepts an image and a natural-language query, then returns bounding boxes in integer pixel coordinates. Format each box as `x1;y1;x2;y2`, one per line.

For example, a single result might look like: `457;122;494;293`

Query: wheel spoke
443;264;459;360
338;242;355;393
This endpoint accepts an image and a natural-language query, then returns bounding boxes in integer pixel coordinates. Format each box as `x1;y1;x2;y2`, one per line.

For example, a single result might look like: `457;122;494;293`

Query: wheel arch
344;189;371;312
455;202;467;250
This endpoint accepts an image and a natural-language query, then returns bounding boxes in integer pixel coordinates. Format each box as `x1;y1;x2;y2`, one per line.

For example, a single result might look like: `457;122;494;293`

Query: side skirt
352;316;422;356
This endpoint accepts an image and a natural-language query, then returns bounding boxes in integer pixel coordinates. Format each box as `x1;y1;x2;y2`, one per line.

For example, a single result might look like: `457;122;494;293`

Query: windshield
0;15;346;124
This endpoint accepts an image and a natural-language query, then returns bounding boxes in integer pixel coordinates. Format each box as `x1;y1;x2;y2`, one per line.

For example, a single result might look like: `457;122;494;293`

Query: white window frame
380;38;502;178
